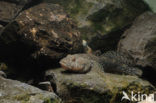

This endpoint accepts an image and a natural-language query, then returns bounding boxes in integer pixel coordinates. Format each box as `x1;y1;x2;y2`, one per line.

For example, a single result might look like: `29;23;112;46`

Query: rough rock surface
46;68;155;103
0;3;83;73
118;12;156;70
0;0;32;25
47;0;149;51
0;76;62;103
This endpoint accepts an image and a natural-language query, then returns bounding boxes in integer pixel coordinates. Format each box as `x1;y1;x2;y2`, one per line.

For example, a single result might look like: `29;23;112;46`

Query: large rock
45;68;155;103
0;76;62;103
46;0;149;51
0;3;83;72
118;12;156;70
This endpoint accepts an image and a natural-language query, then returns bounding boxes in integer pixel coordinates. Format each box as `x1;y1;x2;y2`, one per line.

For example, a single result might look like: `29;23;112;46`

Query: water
144;0;156;13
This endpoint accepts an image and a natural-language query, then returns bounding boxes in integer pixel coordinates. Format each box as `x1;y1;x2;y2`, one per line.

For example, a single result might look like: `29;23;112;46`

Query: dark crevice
89;24;132;53
0;38;60;87
141;66;156;87
22;0;43;10
0;21;8;26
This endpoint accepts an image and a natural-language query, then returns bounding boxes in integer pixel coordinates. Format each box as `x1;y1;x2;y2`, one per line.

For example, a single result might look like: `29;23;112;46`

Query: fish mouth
59;60;84;72
60;64;69;70
59;61;69;70
60;61;82;72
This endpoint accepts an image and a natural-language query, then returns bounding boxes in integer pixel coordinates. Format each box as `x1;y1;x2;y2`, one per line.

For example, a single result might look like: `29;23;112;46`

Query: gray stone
118;12;156;70
45;67;155;103
0;0;31;24
0;76;62;103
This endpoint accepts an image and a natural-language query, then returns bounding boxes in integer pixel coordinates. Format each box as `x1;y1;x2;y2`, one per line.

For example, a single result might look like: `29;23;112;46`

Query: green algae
44;98;60;103
13;93;31;102
67;86;112;103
